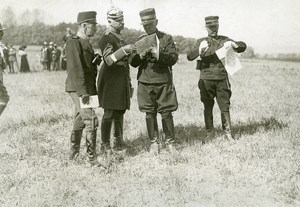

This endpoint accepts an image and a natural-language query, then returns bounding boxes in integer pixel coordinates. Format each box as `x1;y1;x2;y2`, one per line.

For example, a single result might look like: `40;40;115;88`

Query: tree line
1;6;256;58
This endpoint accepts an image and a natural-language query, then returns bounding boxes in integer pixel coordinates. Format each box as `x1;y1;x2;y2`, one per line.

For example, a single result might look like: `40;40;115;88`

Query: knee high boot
221;111;234;141
114;116;127;150
101;119;112;149
69;130;82;160
101;119;113;167
86;130;100;166
146;113;159;154
204;105;214;130
162;115;176;153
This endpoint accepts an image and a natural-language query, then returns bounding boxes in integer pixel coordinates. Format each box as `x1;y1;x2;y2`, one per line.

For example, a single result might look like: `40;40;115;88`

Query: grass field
0;51;299;206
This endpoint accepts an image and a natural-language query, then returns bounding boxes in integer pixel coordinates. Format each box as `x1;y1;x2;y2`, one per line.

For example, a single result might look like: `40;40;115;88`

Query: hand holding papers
79;95;99;109
135;33;159;60
216;41;242;76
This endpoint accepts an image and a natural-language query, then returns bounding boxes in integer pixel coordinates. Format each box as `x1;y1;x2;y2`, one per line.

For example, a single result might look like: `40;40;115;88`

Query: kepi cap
139;8;157;25
205;16;219;26
0;23;6;31
77;11;97;24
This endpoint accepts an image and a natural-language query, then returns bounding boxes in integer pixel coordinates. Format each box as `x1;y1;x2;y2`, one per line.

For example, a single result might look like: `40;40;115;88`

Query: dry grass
0;52;299;206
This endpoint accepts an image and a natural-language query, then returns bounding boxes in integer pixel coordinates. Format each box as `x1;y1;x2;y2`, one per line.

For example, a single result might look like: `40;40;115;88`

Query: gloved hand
224;41;238;49
149;47;158;60
122;44;136;54
81;94;90;104
139;47;152;60
92;53;102;65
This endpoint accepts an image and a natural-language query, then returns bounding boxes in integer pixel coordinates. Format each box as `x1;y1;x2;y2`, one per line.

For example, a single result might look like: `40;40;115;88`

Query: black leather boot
114;117;127;150
101;119;112;150
86;130;101;166
69;130;82;160
204;106;214;130
221;111;235;142
162;117;176;153
146;113;159;155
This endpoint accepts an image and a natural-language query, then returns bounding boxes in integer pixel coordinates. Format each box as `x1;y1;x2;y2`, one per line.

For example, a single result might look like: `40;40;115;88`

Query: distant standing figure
0;23;9;115
40;42;49;70
51;44;58;71
48;42;54;70
19;46;30;72
8;45;19;73
187;16;247;142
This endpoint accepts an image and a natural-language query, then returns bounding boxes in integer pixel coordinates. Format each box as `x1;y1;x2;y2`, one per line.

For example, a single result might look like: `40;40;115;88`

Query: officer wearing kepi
187;16;247;142
0;23;9;116
130;8;179;154
65;11;102;166
97;7;137;163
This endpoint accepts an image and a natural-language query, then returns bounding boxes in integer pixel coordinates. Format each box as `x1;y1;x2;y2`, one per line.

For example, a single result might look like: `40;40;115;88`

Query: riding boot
101;119;112;150
114;116;127;150
204;105;215;140
204;106;214;130
221;111;235;142
162;117;176;153
69;130;82;160
146;114;159;155
86;130;101;166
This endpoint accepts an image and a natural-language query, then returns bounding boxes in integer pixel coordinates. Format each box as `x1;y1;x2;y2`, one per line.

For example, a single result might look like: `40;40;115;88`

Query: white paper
216;43;242;76
79;95;99;109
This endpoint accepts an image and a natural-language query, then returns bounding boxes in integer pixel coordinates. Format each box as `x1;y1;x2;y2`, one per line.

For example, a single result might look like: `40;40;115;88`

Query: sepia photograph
0;0;299;206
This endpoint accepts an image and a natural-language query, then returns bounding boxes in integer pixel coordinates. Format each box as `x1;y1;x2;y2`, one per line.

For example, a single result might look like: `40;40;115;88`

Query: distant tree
0;6;17;27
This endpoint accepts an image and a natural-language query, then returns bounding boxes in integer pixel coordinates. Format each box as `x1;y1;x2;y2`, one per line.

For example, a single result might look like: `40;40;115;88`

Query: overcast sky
1;0;299;54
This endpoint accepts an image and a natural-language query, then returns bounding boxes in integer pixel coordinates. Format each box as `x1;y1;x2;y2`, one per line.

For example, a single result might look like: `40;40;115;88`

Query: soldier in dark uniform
97;7;136;159
0;23;9;116
187;16;247;141
65;11;102;166
130;8;179;154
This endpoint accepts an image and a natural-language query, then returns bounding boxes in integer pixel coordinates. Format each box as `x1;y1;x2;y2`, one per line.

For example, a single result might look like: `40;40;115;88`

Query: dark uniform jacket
65;36;97;96
130;30;178;84
187;35;246;80
97;30;131;110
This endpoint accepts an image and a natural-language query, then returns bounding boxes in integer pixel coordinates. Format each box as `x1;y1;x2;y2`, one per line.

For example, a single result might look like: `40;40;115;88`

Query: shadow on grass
125;116;288;157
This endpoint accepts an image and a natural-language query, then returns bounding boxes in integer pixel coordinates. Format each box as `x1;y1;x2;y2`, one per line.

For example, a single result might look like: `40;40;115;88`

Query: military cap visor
205;16;219;26
77;11;97;24
140;8;157;25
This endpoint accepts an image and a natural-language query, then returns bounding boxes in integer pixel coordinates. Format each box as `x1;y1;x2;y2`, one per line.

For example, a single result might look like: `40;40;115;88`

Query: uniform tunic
97;29;131;111
65;36;98;131
187;35;246;112
65;36;97;96
130;30;178;113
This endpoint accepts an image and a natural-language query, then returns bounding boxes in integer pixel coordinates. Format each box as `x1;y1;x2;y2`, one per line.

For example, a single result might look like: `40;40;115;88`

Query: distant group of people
40;41;62;71
0;42;30;73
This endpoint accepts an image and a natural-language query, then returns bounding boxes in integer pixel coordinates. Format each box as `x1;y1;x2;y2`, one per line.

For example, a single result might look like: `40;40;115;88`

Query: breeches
137;82;178;114
69;92;98;131
198;79;231;112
